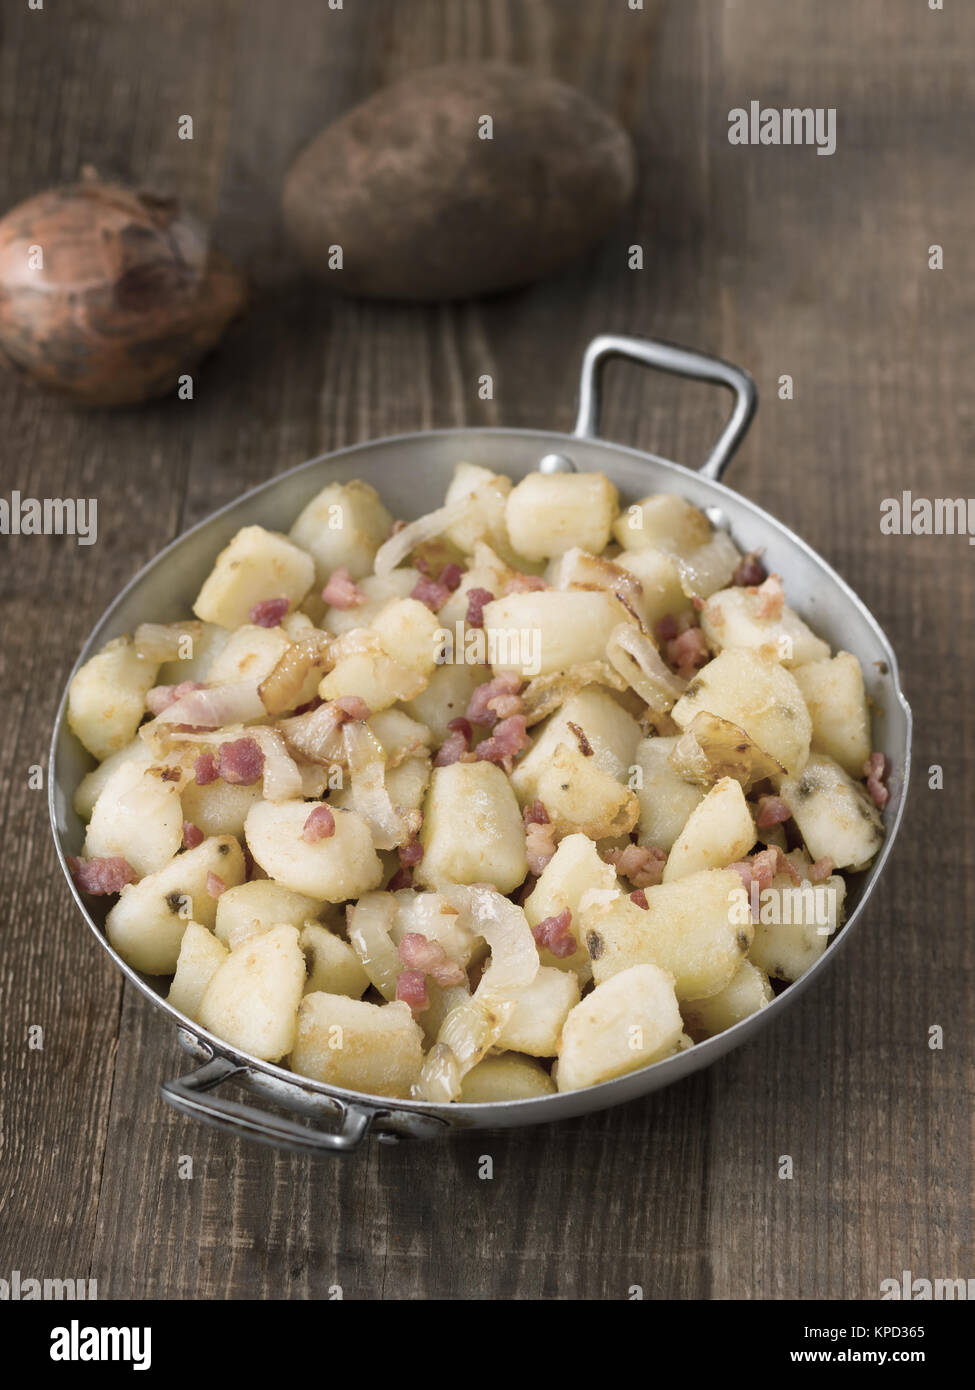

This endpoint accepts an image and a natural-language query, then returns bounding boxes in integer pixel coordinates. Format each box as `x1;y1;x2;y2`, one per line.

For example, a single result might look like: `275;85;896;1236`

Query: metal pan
49;334;912;1154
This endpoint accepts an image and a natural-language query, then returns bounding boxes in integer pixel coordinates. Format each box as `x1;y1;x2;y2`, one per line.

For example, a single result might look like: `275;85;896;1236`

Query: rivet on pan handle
573;333;758;482
160;1056;374;1156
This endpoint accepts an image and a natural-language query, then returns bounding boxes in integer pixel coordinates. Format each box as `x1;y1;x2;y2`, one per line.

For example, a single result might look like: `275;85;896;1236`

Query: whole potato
282;63;635;300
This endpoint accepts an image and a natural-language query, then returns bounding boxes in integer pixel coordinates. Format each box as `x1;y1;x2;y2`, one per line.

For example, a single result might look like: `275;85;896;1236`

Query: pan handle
160;1054;446;1155
573;333;757;481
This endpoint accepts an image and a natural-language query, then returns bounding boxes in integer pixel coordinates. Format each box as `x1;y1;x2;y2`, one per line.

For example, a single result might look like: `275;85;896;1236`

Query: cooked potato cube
615;548;694;629
505;472;619;561
511;688;642;804
197;924;305;1062
318;649;428;712
205;623;291;685
672;648;811;778
288;479;393;583
482;590;626;677
633;736;705;851
682;959;773;1039
73;738;154;822
193;526;314;630
749;867;847;981
700;585;830;669
323;569;418;635
214;879;324;945
291;994;424;1098
460;1053;556;1102
167;921;228;1019
613;494;713;555
443;462;513;557
495;965;580;1057
383;756;431;815
300;923;369;999
68;636;159;761
557;963;683;1092
84;761;183;878
416;762;527;894
180;777;264;840
662;776;756;881
157;621;230;686
585;869;751;1001
535;743;639;839
402;660;487;743
523;833;618;982
792;652;872;776
106;835;245;974
245;800;383;900
365;709;432;765
778;753;883;870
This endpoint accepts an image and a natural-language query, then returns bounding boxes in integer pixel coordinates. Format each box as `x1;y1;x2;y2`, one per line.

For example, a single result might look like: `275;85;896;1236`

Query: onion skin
0;180;246;406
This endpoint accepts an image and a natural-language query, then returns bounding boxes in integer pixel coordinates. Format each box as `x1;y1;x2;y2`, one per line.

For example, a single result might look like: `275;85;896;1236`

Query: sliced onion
373;492;479;577
341;721;407;850
412;995;516;1103
418;980;471;1045
467;887;539;1000
347;893;401;1000
134;619;202;663
258;630;331;716
278;701;347;766
249;727;303;802
521;661;627;726
606;623;687;713
150;680;265;731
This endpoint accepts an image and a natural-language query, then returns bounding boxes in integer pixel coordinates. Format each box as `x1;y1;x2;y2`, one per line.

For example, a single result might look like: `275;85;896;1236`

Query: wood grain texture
0;0;971;1300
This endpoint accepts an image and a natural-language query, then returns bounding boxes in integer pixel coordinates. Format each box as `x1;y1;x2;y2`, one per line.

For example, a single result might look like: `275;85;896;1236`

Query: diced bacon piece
809;857;834;883
433;717;472;767
730;845;800;896
655;614;679;643
396;969;429;1012
465;586;495;630
68;855;138;895
733;551;768;587
522;800;550;826
302;804;336;842
755;794;791;829
249;597;290;628
398;837;424;867
630;889;649;910
411;574;452;612
602;843;667;889
321;567;366;609
666;626;710;677
691;594;706;612
398;931;465;985
532;908;577;959
387;866;414;891
182;821;204;850
193;752;220;786
474;714;530;771
750;573;785;620
146;680;206;716
863;752;890;809
217;737;264;786
466;672;523;728
439;563;465;592
206;871;226;898
504;571;547;594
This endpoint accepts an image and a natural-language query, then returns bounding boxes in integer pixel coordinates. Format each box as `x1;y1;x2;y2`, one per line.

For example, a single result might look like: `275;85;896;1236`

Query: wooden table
1;0;971;1300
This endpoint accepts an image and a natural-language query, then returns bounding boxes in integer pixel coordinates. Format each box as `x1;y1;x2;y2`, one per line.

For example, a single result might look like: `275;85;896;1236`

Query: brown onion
0;177;246;405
